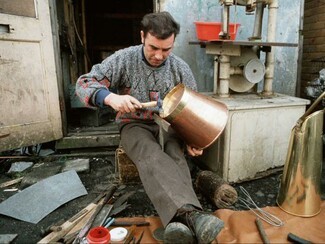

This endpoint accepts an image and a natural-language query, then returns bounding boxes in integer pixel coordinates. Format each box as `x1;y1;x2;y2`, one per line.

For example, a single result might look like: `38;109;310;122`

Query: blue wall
160;0;302;96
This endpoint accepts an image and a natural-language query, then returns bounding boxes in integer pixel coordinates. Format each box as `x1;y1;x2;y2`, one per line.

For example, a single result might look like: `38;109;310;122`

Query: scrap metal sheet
0;170;87;224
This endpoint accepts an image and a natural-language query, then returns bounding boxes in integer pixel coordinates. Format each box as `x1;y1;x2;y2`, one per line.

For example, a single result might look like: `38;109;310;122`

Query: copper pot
160;84;228;149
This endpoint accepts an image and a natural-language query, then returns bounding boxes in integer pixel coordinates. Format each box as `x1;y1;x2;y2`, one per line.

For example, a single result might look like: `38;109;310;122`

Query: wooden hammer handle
141;101;158;108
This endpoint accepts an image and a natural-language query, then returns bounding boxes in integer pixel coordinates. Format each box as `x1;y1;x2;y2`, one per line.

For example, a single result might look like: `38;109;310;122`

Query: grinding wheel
229;48;265;92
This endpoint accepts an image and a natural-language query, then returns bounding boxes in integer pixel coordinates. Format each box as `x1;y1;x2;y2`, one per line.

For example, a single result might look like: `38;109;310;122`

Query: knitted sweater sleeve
75;48;130;108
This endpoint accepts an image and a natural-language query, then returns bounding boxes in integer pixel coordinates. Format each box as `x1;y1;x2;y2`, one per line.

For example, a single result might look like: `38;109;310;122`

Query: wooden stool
115;146;141;184
115;114;172;184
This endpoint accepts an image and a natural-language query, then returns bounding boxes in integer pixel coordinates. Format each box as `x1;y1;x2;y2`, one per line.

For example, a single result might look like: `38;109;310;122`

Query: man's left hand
186;145;203;157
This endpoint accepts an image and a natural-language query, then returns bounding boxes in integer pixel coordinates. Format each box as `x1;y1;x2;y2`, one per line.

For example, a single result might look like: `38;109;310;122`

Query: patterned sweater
75;45;197;126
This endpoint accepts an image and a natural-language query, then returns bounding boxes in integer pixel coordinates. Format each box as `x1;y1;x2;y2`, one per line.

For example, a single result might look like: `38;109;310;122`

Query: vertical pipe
222;6;230;39
219;55;231;97
214;56;219;94
296;0;305;97
251;2;265;40
263;0;278;95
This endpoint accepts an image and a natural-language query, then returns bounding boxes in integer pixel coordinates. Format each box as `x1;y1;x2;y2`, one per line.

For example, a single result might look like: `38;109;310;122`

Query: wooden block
115;147;140;184
195;170;238;209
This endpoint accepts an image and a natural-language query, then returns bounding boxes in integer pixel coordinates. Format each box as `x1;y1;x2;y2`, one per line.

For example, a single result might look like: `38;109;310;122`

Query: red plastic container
86;226;110;244
194;22;240;41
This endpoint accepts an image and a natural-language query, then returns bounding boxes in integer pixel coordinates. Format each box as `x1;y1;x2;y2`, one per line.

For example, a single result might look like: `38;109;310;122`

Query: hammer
140;98;163;109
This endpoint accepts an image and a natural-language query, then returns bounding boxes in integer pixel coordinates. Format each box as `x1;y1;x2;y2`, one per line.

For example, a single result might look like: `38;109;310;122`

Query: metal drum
160;84;228;149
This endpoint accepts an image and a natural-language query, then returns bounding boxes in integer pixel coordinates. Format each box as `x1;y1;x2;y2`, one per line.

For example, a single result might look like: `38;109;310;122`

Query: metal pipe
230;66;243;75
221;5;230;39
219;55;231;97
251;2;265;40
263;0;278;95
214;56;219;94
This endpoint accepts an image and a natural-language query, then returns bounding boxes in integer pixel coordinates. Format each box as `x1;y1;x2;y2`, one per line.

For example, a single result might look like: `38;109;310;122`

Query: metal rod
255;218;270;244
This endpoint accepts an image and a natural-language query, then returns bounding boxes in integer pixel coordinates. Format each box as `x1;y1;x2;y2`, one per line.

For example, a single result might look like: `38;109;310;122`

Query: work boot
177;206;224;243
163;222;195;244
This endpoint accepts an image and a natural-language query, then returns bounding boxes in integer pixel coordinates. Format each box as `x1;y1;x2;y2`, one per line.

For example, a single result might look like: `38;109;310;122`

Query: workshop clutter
194;21;240;41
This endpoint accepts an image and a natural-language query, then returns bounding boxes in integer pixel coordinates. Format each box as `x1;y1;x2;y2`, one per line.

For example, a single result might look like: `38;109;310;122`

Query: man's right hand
104;93;142;113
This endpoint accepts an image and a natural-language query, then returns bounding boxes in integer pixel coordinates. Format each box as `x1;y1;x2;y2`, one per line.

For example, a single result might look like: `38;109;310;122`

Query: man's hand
186;145;203;157
104;93;142;113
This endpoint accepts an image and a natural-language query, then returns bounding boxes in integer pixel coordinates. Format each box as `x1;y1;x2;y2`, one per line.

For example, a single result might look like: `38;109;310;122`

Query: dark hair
141;12;180;39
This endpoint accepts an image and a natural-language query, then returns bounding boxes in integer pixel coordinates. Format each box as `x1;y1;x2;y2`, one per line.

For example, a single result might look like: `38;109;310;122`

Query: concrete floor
0;150;324;243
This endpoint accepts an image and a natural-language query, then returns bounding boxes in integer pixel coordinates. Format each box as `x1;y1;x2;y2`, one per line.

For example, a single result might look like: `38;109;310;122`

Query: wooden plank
0;177;23;188
63;1;79;84
303;29;325;38
303;22;325;31
304;5;325;17
303;36;325;45
304;0;325;10
304;44;325;53
55;134;120;149
304;14;325;25
37;203;97;243
301;52;325;60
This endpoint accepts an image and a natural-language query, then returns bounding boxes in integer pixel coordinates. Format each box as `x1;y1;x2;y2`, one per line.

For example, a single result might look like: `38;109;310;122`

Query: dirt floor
0;148;324;244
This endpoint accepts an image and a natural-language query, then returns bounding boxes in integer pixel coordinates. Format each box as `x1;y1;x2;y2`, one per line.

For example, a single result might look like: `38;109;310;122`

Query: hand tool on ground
108;191;135;217
255;218;270;244
135;230;145;244
72;184;117;244
111;220;150;227
38;201;97;243
103;217;115;228
123;225;136;244
287;233;311;244
63;208;97;244
99;204;114;226
112;191;136;209
40;191;108;242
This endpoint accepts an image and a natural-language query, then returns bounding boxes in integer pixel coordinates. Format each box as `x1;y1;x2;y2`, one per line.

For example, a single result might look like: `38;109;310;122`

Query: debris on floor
0;151;324;243
0;170;87;224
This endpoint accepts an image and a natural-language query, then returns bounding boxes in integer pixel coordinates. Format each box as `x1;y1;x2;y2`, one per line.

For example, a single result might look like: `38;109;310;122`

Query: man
76;11;224;243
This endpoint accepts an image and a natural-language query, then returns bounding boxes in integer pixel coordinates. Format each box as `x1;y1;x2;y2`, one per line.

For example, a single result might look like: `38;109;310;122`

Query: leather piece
215;201;325;243
110;202;325;243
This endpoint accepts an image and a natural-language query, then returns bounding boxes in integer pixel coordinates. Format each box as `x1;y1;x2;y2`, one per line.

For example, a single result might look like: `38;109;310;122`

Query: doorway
55;0;154;150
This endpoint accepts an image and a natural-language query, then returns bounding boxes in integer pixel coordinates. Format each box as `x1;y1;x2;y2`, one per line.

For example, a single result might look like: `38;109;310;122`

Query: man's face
141;31;175;67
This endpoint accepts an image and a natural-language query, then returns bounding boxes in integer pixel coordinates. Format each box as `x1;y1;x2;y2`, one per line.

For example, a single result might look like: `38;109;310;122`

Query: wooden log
195;171;238;209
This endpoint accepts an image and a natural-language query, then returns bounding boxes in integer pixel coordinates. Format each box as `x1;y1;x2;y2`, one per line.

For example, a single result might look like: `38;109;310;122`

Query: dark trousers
120;122;202;226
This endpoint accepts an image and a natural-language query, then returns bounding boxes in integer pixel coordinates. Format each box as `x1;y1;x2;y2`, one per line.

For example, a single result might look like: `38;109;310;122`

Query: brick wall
301;0;325;97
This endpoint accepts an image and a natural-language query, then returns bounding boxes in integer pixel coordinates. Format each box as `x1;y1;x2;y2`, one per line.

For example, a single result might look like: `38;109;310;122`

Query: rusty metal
277;92;325;217
160;84;228;149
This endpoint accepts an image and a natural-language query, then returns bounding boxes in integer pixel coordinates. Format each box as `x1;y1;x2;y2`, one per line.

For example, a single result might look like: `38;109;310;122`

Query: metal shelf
189;40;298;47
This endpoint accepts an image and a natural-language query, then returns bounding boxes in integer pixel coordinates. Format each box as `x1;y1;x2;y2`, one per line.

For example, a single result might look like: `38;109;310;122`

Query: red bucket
194;22;240;41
